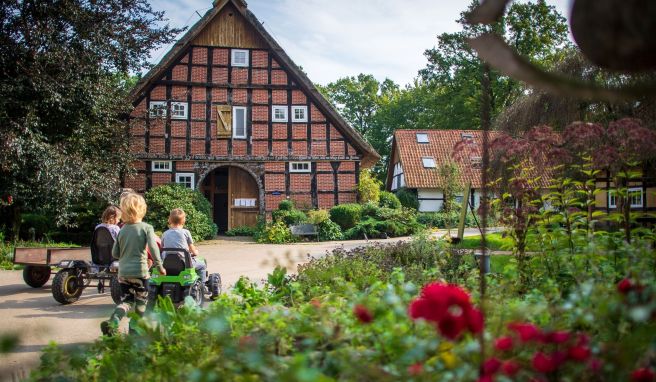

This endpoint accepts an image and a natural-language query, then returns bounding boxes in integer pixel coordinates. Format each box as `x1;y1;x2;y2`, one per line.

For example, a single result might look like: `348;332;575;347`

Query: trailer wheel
23;266;51;288
52;269;84;304
109;276;122;305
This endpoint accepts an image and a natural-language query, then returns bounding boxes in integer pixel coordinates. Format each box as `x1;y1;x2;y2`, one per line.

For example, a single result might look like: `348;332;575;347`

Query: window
232;106;247;139
609;187;643;208
231;49;249;67
416;133;429;143
175;173;195;190
289;162;311;173
471;156;482;168
149;101;167;118
422;157;436;168
391;162;405;191
170;102;188;119
461;132;474;140
272;105;288;122
291;106;307;122
151;161;172;172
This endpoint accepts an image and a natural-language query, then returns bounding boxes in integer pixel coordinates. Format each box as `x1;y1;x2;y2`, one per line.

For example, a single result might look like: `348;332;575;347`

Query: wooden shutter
216;105;232;138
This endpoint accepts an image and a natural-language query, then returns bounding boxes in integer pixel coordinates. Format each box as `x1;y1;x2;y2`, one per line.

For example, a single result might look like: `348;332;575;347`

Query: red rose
467;307;484;334
437;311;468;340
618;278;634;294
509;322;541;342
568;345;591;362
532;352;556;373
631;368;656;382
502;360;520;376
408;362;423;376
551;351;568;368
483;357;502;375
494;336;514;351
353;304;373;324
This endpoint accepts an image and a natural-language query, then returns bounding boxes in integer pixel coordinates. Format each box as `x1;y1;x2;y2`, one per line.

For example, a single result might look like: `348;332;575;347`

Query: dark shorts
117;277;149;313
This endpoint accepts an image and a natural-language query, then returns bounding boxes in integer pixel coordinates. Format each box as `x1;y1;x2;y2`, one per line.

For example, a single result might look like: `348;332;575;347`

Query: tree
0;0;182;231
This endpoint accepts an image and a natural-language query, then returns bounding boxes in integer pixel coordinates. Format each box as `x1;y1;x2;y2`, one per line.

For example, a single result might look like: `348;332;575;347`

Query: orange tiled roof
392;129;500;189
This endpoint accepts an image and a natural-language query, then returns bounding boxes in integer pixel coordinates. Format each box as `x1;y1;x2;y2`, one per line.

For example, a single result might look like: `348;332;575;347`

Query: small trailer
13;232;122;305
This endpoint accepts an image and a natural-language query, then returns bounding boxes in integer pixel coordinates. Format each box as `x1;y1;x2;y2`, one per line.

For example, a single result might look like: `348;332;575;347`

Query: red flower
618;278;634;294
631;368;656;382
502;360;520;376
568;345;591;362
509;322;541;342
532;352;556;373
483;357;502;375
551;351;568;368
477;376;494;382
494;336;514;351
7;195;12;204
588;358;603;373
408;362;423;376
353;304;373;324
409;282;483;339
542;330;570;344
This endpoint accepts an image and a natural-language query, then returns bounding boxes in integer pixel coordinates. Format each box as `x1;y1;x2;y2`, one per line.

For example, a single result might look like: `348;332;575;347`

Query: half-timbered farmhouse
125;0;379;232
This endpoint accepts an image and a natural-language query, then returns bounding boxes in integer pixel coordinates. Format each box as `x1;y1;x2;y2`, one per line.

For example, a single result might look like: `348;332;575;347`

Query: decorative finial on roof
213;0;247;8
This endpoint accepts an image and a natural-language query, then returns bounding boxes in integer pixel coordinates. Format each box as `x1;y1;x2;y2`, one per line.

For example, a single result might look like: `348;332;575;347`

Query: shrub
145;184;217;241
306;209;330;225
278;199;294;211
317;219;343;241
272;209;306;226
379;191;401;209
19;213;52;240
360;201;381;217
396;188;419;210
256;221;294;244
344;207;421;239
357;169;381;204
329;203;362;230
418;211;478;228
224;226;256;237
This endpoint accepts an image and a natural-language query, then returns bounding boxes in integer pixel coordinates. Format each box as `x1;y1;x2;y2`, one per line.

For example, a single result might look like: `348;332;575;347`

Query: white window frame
175;173;195;190
422;157;436;168
416;133;429;143
151;160;172;172
291;106;308;122
170;102;188;119
609;187;643;208
149;101;167;118
272;105;288;122
231;49;249;67
289;162;311;173
232;106;247;139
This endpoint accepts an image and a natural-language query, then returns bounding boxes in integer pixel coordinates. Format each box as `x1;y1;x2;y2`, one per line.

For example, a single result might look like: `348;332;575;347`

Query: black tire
207;273;222;299
186;280;204;306
52;269;84;304
109;276;122;305
23;266;51;288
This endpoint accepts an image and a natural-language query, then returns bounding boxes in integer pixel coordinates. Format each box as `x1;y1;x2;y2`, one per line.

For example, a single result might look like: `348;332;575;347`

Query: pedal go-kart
148;248;221;306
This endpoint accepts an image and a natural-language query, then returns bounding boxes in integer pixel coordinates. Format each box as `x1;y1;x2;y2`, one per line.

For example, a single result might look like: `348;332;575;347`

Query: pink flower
568;345;591;362
408;362;423;376
353;304;373;324
532;352;556;373
494;336;514;351
631;368;656;382
509;322;541;342
502;360;520;376
483;357;502;375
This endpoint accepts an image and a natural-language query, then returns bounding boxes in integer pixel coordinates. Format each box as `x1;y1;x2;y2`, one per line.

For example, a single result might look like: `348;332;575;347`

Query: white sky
148;0;571;86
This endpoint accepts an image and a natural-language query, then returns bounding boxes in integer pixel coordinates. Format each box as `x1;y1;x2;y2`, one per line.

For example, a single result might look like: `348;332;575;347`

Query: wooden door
228;167;259;229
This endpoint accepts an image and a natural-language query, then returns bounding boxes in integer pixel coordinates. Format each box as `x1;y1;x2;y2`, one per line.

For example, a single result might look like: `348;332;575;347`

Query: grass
457;232;513;251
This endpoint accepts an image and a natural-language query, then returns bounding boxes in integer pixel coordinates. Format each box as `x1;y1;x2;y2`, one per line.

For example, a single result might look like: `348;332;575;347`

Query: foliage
344;207;421;240
357;169;382;204
396;188;420;210
417;211;477;229
0;0;182;227
224;226;256;237
306;209;330;225
145;184;217;242
316;219;344;242
329;203;363;230
379;191;402;209
457;233;513;251
278;199;294;211
256;221;294;244
272;209;307;227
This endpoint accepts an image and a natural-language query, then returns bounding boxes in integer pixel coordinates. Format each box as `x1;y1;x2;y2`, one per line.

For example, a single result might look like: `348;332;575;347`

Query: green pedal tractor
148;248;222;306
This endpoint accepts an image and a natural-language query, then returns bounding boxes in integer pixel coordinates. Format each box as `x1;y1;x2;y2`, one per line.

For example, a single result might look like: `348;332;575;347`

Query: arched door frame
196;162;265;217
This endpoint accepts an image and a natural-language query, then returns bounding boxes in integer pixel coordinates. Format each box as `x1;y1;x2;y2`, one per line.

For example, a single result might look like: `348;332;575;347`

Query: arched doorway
200;166;260;233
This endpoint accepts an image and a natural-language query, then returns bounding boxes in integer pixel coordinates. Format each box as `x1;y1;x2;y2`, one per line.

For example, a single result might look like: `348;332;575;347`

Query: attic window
416;133;429;143
231;49;249;67
422;157;436;168
461;132;474;140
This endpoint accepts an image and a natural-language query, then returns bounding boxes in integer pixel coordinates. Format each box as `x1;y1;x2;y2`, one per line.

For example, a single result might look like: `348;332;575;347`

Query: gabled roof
129;0;380;167
388;129;500;189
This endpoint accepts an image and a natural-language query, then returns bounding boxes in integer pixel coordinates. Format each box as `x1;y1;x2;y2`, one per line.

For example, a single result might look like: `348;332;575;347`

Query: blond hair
101;205;122;224
120;193;147;224
168;208;186;225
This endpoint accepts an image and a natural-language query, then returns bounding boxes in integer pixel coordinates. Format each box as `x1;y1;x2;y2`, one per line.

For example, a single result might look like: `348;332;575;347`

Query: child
95;205;122;240
101;193;165;336
161;208;207;289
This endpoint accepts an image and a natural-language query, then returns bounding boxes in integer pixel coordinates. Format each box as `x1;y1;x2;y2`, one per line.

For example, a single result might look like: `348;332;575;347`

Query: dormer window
416;133;429;143
231;49;249;67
